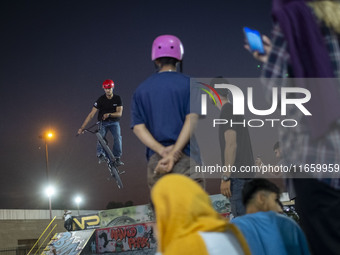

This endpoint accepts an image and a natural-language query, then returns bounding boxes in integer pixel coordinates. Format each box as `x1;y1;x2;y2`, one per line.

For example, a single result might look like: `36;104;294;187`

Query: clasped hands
154;145;182;174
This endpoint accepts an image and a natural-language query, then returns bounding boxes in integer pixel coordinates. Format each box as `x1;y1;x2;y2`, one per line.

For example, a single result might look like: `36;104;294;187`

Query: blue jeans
97;121;122;158
230;178;249;217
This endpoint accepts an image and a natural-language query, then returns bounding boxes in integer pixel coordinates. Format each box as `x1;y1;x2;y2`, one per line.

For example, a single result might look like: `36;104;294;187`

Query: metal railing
26;216;57;255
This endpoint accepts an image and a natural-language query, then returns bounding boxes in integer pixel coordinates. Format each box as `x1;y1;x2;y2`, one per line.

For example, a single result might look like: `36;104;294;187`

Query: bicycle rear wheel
109;163;123;189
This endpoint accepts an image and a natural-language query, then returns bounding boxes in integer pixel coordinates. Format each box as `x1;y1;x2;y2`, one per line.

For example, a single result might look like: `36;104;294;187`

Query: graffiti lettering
110;227;137;241
128;237;150;249
55;232;79;255
97;224;156;253
52;233;80;255
127;227;137;238
59;241;79;255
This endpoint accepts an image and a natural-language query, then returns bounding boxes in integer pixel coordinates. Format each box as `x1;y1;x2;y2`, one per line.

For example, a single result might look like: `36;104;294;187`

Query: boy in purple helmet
131;35;204;188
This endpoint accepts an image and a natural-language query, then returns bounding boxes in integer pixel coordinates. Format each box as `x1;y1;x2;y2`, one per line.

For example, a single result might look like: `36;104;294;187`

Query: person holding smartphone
243;27;272;63
245;1;340;254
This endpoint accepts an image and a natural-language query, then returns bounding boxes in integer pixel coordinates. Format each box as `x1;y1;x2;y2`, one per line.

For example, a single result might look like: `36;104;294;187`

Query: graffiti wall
97;195;227;229
210;194;231;217
99;205;154;228
96;223;157;254
42;230;96;255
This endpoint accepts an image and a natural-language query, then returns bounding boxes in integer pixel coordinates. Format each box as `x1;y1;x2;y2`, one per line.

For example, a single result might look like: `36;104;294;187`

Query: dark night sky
0;0;279;210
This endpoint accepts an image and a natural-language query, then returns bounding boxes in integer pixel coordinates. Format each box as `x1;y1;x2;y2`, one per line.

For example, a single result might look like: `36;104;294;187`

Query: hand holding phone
243;27;265;55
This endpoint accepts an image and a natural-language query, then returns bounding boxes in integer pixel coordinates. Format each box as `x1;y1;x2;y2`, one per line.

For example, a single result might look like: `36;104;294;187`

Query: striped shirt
261;22;340;189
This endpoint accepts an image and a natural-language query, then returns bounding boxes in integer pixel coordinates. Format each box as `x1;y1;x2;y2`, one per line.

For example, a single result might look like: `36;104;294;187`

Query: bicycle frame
96;132;123;188
79;123;124;189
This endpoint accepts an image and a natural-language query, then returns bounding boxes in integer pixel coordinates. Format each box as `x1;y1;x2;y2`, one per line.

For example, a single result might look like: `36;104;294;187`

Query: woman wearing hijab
151;174;250;255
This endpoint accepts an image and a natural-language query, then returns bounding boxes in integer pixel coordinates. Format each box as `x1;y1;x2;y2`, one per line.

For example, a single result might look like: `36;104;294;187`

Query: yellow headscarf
151;174;250;255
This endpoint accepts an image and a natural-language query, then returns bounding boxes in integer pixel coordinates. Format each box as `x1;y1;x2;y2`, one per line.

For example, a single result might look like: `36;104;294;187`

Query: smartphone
243;27;265;55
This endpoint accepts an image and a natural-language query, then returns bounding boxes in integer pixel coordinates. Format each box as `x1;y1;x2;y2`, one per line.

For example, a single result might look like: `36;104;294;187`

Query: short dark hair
242;179;280;206
155;57;179;67
273;141;280;151
210;76;230;98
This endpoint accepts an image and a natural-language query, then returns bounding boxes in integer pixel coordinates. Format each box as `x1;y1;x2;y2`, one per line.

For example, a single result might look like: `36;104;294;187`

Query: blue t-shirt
231;211;310;255
131;72;201;163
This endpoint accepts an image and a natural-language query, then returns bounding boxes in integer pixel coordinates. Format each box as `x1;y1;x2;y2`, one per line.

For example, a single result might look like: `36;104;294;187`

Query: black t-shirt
94;94;122;122
219;103;254;177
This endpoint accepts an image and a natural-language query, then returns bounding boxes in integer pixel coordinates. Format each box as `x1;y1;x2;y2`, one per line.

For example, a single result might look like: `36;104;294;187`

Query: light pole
75;196;82;216
39;131;54;220
45;186;55;220
39;132;54;181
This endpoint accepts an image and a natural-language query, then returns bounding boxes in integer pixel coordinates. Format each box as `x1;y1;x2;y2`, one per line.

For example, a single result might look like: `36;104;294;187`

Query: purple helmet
151;35;184;61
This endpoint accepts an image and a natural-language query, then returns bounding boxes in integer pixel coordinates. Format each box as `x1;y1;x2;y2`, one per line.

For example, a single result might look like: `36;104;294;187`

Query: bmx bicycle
78;122;124;189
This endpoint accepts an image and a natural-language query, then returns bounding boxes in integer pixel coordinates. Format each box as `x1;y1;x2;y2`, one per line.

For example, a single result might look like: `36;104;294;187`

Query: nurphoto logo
200;83;312;128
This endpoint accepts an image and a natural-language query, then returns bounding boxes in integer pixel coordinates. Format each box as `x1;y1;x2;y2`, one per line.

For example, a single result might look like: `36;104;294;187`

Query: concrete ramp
43;229;96;255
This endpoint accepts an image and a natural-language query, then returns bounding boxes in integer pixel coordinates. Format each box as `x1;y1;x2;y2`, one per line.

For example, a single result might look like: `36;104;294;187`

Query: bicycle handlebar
76;122;101;137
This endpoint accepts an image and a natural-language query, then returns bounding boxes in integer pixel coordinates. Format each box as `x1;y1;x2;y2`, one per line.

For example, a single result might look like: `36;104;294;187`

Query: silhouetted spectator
63;210;72;231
